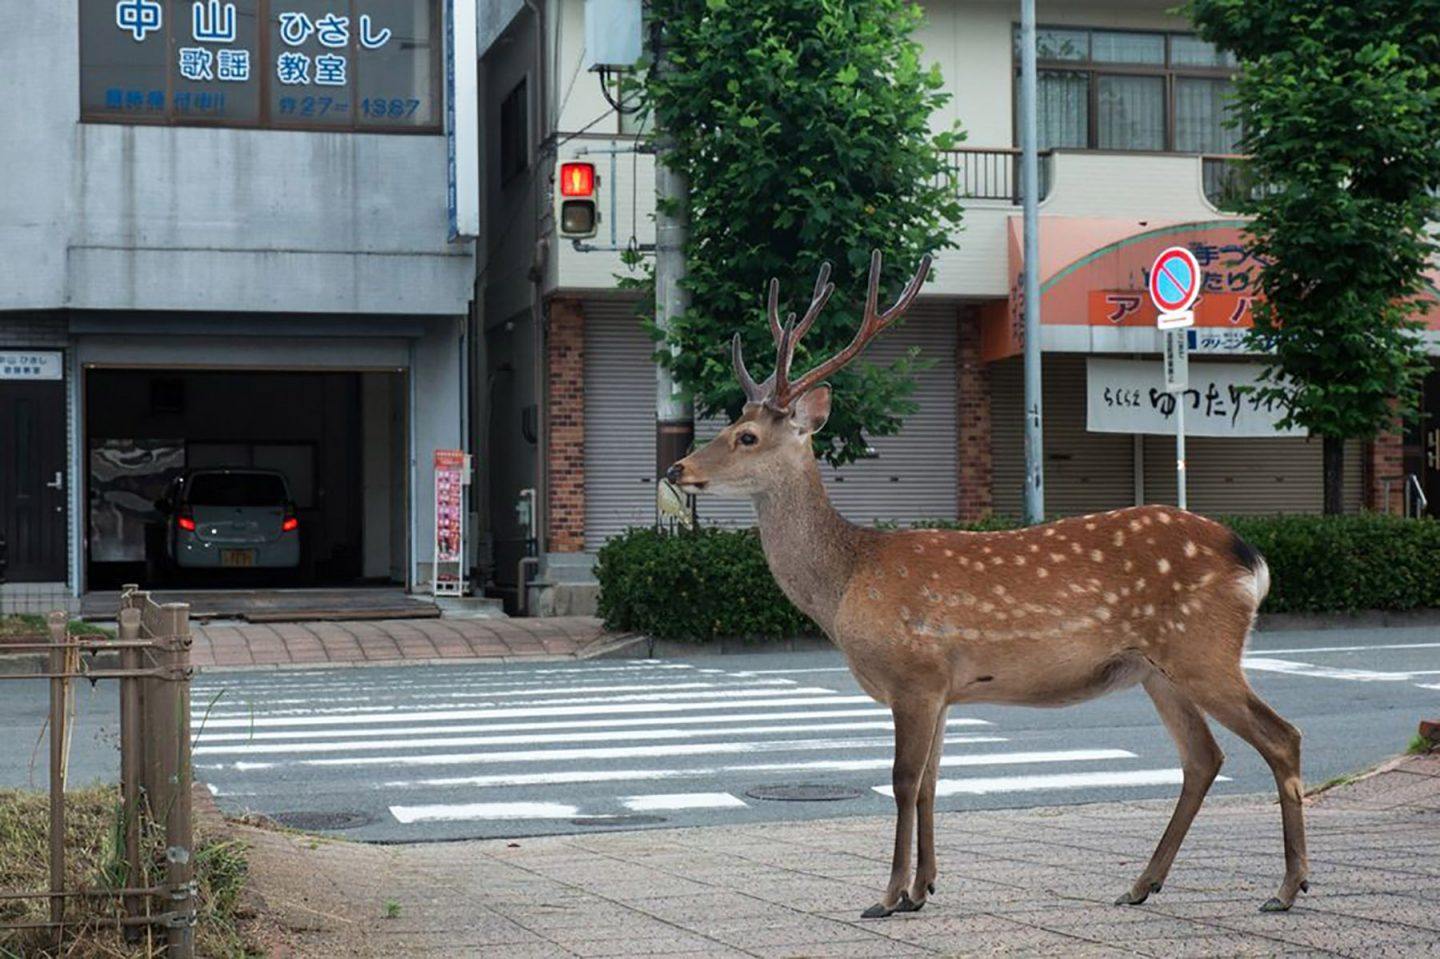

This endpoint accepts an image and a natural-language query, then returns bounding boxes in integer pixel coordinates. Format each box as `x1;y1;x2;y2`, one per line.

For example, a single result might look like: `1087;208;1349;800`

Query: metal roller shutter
584;300;960;548
1143;433;1364;514
696;302;960;529
991;355;1134;518
583;299;656;549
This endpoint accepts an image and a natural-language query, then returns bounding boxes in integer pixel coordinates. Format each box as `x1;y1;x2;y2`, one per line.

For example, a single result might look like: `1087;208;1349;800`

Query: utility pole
652;31;694;494
1019;0;1045;524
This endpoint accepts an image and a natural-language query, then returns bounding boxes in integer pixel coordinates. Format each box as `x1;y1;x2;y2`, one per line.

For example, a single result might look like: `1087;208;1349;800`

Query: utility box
584;0;643;70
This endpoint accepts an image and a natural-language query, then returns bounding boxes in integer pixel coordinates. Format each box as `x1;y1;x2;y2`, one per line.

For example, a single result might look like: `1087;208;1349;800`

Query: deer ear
790;385;831;436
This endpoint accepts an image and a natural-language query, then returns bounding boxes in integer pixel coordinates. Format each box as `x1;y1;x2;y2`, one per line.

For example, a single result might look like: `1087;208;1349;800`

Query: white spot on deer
1172;580;1183;593
1085;522;1096;531
1178;602;1191;615
1142;603;1155;616
981;546;992;554
943;549;954;558
1174;621;1187;633
1157;512;1172;524
1103;591;1118;604
896;565;909;579
947;594;961;607
1068;583;1087;595
1036;567;1049;578
867;586;881;601
1141;515;1154;527
1012;556;1026;566
1028;543;1040;553
1043;528;1056;537
1157;558;1171;575
914;543;925;554
1199;571;1217;586
1090;549;1104;562
990;556;1004;566
961;628;981;641
978;601;995;613
992;584;1007;596
1129;520;1143;532
1094;606;1112;622
1049;552;1066;564
899;606;911;622
1120;586;1131;598
931;571;941;580
1113;531;1125;547
1184;540;1198;558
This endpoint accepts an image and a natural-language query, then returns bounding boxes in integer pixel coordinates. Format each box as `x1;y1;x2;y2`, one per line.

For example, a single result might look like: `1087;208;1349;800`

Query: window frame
80;0;443;135
1012;26;1236;155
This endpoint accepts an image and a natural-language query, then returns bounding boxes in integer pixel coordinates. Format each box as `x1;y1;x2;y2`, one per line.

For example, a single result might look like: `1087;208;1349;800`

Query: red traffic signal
559;162;596;197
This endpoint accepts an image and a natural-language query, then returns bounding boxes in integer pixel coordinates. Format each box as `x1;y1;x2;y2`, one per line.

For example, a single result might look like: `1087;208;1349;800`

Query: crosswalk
190;658;1218;840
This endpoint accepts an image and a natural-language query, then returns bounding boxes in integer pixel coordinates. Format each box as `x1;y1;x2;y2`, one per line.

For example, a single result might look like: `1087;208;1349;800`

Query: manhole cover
269;810;374;831
745;784;864;802
569;815;668;828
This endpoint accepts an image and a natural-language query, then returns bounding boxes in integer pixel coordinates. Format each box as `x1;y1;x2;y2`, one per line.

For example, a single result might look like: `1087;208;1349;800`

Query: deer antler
732;251;932;410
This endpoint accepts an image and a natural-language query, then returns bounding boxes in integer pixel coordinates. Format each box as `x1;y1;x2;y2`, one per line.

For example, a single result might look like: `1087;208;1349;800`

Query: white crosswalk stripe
191;658;1201;838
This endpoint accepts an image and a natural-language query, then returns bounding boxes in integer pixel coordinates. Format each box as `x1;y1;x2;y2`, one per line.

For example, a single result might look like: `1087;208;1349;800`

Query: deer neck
752;459;866;632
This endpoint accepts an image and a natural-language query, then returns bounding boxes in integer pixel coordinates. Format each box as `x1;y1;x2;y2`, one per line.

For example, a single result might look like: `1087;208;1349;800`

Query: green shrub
596;514;1440;639
1226;513;1440;614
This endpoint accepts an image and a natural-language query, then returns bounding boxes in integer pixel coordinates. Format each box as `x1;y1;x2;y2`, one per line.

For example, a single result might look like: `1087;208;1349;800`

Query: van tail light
176;507;196;532
281;516;299;532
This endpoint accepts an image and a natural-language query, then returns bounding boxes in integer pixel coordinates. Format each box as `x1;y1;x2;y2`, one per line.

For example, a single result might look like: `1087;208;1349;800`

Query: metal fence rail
938;147;1053;204
0;586;194;957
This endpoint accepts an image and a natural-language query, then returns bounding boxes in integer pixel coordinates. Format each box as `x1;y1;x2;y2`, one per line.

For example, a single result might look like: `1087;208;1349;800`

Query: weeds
0;785;261;957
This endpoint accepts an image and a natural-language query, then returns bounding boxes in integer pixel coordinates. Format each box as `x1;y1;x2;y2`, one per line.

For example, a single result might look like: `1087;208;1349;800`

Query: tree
1188;0;1440;514
634;0;963;466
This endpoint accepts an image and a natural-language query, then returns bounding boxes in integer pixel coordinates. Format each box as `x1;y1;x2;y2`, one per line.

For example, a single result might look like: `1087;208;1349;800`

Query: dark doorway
1419;365;1440;518
0;379;68;582
85;368;405;589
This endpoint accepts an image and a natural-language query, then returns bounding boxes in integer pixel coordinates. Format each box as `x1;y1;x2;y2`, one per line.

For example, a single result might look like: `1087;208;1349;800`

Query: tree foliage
635;0;964;465
1188;0;1440;512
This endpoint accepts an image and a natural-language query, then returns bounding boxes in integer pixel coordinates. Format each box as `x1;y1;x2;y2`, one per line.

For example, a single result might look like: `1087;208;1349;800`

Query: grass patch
1408;733;1435;755
0;785;260;958
383;899;401;919
0;616;114;644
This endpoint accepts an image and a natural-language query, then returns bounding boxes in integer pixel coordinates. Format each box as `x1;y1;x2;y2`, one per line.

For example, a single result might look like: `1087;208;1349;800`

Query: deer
665;251;1308;919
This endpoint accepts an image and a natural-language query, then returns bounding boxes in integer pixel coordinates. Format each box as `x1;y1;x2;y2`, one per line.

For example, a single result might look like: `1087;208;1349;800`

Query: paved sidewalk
233;754;1440;958
190;616;628;669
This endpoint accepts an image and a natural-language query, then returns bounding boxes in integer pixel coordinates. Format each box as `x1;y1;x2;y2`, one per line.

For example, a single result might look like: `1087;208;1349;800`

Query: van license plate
221;550;255;568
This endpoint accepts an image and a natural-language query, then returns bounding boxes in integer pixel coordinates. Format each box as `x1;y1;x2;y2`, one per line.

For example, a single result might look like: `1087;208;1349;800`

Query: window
81;0;440;131
1015;27;1238;154
499;78;528;183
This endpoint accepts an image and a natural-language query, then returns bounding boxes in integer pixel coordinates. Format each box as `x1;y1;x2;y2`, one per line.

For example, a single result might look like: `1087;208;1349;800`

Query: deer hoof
1115;880;1161;906
1259;897;1292;913
894;894;924;914
861;903;894;919
928;882;936;895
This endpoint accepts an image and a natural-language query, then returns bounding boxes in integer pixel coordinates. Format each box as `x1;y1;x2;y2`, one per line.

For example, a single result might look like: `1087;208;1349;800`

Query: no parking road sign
1148;246;1201;330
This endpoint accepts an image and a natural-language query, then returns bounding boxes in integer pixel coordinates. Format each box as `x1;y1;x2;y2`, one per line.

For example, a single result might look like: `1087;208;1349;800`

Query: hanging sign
433;449;470;596
1087;358;1302;438
1163;329;1189;393
1149;246;1202;330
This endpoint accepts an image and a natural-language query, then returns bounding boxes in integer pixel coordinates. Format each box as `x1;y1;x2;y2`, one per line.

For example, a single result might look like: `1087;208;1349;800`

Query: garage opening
85;368;407;590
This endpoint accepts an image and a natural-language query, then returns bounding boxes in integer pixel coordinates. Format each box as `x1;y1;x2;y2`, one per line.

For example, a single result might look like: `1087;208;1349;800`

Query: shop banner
0;350;63;380
433;449;467;565
1086;358;1303;438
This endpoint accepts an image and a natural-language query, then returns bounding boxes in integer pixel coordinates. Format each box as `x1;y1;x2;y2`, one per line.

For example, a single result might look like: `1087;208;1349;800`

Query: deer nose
664;462;684;484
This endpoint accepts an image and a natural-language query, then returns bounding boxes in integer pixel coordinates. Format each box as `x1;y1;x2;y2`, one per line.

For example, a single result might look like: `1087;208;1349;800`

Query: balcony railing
939;147;1052;204
1202;154;1259;212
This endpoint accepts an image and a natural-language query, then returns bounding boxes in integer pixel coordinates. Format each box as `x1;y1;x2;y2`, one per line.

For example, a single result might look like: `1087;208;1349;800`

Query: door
0;380;67;581
1424;368;1440;518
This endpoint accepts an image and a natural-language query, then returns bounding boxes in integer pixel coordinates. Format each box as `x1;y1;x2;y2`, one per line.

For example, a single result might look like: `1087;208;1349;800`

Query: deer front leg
909;705;949;907
862;699;944;919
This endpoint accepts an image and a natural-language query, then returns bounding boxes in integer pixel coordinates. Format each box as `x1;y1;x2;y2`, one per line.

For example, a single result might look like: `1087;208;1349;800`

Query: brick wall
0;311;68;347
1365;430;1405;514
546;298;586;552
956;305;993;520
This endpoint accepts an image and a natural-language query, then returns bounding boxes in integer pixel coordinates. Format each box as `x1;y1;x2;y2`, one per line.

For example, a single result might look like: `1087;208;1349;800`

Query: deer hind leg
1116;673;1223;906
862;698;945;919
1185;670;1309;912
909;705;949;907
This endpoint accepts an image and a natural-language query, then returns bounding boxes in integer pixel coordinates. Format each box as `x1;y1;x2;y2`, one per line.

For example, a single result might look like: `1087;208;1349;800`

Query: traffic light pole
1019;0;1045;525
653;48;694;493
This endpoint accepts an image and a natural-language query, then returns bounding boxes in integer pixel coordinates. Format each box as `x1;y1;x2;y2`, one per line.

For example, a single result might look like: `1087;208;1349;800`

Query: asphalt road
2;626;1437;843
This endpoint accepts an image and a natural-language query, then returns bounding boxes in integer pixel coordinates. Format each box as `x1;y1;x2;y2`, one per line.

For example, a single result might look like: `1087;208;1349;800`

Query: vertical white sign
446;0;480;240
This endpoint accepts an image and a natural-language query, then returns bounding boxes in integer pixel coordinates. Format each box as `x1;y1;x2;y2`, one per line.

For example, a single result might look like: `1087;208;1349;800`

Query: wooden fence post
46;610;68;949
162;602;195;958
117;606;144;943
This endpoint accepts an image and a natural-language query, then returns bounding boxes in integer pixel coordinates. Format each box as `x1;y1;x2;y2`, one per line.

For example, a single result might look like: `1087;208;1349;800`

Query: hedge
595;514;1440;641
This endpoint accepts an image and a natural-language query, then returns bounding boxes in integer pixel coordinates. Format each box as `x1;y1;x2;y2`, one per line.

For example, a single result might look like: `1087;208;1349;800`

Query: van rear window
187;473;287;507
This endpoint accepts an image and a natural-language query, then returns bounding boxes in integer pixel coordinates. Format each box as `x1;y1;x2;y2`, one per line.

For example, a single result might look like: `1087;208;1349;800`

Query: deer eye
738;432;758;447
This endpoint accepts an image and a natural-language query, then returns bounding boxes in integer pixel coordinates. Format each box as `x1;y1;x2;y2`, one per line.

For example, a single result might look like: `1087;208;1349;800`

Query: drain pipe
515;487;538;615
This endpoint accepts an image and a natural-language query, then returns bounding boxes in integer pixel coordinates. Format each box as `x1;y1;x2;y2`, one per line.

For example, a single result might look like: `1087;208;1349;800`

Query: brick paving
233;754;1440;958
190;616;628;669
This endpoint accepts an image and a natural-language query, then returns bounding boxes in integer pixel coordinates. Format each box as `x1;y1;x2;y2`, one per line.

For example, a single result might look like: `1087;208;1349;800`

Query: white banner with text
1086;357;1303;438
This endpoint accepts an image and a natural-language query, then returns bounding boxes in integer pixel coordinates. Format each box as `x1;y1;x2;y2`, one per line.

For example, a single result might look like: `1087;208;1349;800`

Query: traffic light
557;161;598;239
